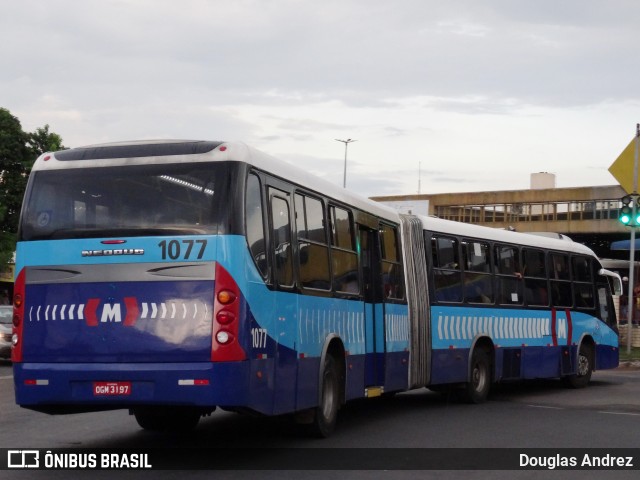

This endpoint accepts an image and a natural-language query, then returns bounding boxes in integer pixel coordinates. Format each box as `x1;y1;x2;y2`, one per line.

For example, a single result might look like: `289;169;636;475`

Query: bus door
358;225;385;387
267;186;298;414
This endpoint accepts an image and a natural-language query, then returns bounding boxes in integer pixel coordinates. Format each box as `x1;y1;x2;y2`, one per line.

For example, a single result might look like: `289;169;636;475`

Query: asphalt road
1;361;639;479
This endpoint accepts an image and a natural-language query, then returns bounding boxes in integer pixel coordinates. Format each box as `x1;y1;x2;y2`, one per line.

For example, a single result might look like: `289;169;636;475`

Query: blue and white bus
11;140;619;436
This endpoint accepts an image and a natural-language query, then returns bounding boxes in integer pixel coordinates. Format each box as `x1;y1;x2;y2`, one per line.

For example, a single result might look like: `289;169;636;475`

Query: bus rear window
20;164;222;240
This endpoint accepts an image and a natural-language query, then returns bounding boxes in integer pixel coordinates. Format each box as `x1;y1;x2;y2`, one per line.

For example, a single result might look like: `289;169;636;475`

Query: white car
0;305;12;360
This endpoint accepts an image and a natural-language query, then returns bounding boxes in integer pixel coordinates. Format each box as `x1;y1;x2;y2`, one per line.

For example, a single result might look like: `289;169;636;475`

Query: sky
2;0;640;198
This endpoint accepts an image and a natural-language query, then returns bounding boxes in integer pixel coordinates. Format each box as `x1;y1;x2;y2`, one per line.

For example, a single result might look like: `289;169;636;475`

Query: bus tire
133;406;200;432
464;348;491;404
565;343;594;389
310;354;340;438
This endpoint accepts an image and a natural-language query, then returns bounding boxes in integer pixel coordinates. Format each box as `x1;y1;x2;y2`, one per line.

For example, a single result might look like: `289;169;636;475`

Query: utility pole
335;138;356;188
626;124;640;354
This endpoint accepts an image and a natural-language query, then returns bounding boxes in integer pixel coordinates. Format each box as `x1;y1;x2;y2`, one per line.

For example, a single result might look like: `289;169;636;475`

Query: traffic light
619;195;640;226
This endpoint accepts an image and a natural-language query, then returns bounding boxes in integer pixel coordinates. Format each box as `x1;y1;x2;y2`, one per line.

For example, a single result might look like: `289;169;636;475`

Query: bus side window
462;239;493;304
295;193;331;291
523;248;548;306
597;283;616;327
572;256;594;309
494;244;523;305
270;191;294;288
380;224;404;300
246;174;268;278
549;253;572;307
329;206;359;295
431;235;462;303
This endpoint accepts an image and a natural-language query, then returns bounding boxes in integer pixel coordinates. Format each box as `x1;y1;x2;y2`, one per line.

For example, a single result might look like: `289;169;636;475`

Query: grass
618;345;640;362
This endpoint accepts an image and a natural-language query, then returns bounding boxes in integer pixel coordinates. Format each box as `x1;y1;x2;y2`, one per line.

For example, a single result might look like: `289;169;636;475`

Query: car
0;305;12;360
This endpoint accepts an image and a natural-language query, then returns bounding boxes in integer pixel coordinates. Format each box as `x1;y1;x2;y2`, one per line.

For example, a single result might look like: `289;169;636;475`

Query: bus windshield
20;163;222;240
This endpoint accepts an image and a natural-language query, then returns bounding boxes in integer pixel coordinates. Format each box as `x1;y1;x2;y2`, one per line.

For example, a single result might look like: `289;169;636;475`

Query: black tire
565;343;594;389
133;406;201;432
309;355;340;438
463;348;491;404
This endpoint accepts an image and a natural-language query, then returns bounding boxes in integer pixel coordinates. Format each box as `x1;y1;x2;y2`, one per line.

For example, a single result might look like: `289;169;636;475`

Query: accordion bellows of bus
11;140;619;436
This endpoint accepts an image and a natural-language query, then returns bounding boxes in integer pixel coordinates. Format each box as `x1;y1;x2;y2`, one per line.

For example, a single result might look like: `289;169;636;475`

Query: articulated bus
12;140;619;436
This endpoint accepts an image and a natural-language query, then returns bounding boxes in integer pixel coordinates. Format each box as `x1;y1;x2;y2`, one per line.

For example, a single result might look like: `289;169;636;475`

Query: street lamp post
335;138;356;188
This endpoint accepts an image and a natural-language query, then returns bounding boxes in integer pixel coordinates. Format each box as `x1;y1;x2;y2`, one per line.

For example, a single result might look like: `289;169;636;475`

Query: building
371;174;628;260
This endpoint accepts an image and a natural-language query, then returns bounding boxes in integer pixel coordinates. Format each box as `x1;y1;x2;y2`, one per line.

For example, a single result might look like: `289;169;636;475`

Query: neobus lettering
82;249;144;257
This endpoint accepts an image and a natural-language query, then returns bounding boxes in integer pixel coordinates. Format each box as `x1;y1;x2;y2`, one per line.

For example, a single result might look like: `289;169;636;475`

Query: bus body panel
15;233;405;415
20;279;214;362
429;305;619;385
14;362;251;411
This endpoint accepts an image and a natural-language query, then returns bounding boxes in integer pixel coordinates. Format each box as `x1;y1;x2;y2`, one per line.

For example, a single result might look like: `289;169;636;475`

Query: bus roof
417;214;598;258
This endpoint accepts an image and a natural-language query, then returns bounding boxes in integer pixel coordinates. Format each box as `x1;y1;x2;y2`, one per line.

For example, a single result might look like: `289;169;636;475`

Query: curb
616;361;640;370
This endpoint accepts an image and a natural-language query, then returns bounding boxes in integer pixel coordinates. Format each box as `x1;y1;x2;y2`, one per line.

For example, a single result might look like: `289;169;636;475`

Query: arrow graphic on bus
434;309;572;345
28;298;210;326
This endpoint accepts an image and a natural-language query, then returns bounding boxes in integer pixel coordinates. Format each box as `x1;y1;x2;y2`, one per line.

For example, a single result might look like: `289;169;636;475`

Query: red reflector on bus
216;310;235;324
178;379;210;386
101;240;127;244
24;379;49;386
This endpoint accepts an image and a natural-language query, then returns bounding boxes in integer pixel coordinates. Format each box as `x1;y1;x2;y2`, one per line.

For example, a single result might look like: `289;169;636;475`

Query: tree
27;124;65;158
0;108;66;266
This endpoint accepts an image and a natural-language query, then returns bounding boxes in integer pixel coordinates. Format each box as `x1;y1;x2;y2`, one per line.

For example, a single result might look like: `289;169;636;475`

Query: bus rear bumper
13;361;251;413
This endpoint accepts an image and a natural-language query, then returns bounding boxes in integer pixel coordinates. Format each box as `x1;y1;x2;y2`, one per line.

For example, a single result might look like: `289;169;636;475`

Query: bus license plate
93;381;132;396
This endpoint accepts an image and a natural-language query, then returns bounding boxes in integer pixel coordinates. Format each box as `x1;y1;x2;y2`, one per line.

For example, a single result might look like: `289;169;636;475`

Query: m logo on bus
85;298;139;326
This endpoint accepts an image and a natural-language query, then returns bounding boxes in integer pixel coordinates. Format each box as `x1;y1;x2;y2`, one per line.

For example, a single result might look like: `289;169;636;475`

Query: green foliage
619;345;640;362
0;108;66;266
27;124;65;158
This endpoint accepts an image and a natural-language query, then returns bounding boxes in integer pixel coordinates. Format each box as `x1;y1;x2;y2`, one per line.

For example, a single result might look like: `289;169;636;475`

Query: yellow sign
609;136;640;194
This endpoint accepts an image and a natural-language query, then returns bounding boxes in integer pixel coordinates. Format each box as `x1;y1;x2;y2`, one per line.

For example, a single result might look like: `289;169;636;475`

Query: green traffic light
620;205;633;225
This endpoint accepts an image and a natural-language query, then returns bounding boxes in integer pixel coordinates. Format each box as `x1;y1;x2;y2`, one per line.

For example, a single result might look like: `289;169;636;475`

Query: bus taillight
211;263;246;362
12;268;26;363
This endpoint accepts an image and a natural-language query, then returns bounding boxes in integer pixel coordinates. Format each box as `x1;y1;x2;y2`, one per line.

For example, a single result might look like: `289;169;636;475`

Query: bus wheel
132;406;201;432
464;348;491;404
565;344;593;389
310;355;340;438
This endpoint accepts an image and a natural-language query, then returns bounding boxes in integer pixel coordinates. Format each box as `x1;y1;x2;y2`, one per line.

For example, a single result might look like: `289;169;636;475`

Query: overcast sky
2;0;640;197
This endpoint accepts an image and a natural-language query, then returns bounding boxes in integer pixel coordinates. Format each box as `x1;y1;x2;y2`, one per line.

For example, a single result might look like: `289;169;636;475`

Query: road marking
526;404;564;410
0;375;13;380
599;411;640;417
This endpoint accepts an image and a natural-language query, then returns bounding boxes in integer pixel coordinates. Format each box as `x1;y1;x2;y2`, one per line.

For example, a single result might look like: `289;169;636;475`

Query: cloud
1;0;638;197
5;1;639;111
